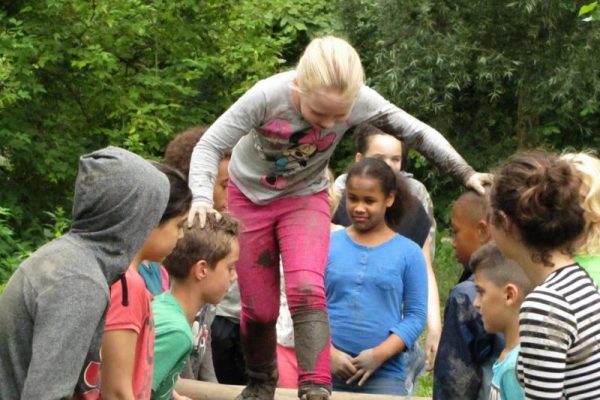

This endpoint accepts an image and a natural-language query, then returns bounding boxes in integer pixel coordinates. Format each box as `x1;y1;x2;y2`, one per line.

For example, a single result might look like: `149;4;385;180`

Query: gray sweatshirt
0;147;169;400
189;71;474;206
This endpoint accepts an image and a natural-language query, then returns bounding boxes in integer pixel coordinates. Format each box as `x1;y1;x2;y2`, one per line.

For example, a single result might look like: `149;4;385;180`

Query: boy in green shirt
152;213;240;399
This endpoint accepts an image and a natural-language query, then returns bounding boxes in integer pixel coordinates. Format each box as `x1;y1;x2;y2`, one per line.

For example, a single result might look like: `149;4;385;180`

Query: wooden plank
175;379;432;400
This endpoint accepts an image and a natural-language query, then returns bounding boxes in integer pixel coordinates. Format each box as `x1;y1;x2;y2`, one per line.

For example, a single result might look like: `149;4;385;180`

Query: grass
414;230;463;397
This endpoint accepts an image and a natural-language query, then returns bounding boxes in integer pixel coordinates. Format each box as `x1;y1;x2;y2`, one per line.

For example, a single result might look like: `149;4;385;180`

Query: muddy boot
298;382;331;400
234;367;278;400
293;310;330;380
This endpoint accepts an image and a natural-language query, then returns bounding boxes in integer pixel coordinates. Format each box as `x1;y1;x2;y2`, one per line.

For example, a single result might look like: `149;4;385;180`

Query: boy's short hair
456;189;490;224
163;213;240;279
164;126;231;177
470;242;532;295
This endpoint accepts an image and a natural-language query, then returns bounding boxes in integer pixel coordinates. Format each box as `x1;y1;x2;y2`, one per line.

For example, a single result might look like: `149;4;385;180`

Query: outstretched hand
347;348;385;386
465;172;493;195
187;203;222;228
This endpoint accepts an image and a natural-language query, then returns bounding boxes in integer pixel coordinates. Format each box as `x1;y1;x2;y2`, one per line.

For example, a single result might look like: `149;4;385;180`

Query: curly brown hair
490;150;585;267
163;126;231;177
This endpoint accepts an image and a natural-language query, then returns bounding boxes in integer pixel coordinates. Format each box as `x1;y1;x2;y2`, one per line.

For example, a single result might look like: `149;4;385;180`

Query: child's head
353;123;406;173
164;126;231;211
561;152;600;257
162;213;240;305
345;158;413;232
490;150;585;267
294;36;364;130
451;190;491;267
471;242;532;334
138;162;192;262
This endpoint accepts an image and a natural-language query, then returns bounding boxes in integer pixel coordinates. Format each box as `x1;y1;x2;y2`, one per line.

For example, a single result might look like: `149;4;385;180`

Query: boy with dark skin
433;191;504;400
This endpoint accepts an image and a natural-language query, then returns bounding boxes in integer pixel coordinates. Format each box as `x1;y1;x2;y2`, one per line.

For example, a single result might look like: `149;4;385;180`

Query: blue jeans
332;344;426;396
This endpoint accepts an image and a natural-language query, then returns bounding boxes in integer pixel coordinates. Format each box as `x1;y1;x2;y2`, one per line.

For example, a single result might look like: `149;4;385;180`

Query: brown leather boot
298;382;331;400
234;368;278;400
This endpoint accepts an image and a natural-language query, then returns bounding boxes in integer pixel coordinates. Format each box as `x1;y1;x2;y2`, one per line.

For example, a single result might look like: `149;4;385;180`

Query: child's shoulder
447;278;477;303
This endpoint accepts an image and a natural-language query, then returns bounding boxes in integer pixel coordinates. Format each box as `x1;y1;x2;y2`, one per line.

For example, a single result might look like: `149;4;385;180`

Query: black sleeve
331;191;352;227
393;201;431;248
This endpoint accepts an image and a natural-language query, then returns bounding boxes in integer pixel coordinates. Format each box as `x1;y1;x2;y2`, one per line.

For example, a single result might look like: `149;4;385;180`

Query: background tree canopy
1;0;599;292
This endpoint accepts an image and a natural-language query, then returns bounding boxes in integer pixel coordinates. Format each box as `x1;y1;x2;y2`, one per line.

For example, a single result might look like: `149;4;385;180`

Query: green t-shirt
575;255;600;287
151;292;193;400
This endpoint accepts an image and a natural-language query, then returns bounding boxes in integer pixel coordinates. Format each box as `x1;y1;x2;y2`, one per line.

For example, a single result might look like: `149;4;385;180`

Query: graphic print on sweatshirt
256;119;336;190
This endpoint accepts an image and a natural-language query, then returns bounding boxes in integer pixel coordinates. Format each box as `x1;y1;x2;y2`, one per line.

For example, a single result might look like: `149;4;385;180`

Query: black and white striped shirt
517;263;600;399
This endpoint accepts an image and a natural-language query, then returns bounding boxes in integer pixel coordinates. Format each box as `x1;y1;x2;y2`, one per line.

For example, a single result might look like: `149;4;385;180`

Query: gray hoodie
0;147;170;400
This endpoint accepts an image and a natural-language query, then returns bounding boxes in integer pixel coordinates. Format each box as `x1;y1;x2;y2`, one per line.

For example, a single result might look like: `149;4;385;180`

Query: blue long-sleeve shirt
326;229;428;380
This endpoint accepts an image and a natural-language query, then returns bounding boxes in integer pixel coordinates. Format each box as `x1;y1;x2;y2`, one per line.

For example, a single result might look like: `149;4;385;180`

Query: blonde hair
561;151;600;256
295;36;365;101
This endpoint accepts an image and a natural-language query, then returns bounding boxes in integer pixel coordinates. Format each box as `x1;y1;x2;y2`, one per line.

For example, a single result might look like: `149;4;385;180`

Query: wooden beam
175;379;432;400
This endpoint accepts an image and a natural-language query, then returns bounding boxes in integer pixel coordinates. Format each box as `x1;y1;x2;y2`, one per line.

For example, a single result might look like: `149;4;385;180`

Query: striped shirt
517;263;600;399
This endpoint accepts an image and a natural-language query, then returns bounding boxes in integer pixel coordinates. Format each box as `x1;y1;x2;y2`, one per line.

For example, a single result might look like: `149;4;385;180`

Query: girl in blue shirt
326;158;428;396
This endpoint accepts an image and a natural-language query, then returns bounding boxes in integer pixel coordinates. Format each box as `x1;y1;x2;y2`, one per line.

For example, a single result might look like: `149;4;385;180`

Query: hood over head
69;146;170;285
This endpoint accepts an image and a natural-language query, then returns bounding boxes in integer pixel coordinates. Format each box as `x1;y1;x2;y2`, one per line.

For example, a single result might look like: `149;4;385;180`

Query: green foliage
0;207;34;294
0;0;335;290
340;0;600;223
580;2;600;20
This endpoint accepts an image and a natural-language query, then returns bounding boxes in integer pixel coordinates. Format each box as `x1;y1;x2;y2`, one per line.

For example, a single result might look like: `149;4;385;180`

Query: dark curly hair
490;150;585;267
346;158;415;227
151;162;192;223
163;126;231;178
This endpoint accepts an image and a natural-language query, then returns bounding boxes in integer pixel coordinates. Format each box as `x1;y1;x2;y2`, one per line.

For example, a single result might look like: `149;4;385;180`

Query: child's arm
188;82;267;207
423;238;441;371
390;247;428;351
153;330;193;396
361;86;484;189
100;330;138;400
21;276;106;399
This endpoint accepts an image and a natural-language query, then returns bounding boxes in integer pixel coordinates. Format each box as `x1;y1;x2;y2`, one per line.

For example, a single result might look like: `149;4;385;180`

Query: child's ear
355;152;364;163
477;220;491;244
504;283;521;306
193;260;209;281
385;193;395;208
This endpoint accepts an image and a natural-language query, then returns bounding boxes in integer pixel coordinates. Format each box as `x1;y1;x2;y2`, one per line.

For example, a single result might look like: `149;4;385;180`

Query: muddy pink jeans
228;181;331;388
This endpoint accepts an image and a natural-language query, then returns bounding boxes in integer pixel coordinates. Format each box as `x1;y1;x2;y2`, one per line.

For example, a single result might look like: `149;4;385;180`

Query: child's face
213;158;229;212
473;271;508;333
139;213;186;262
297;89;354;130
202;238;240;304
346;175;394;232
360;134;403;173
451;202;485;267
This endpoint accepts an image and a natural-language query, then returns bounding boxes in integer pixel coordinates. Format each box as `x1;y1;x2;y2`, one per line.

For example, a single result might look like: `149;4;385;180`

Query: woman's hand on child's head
347;348;385;386
465;172;493;195
330;347;357;381
187;203;221;228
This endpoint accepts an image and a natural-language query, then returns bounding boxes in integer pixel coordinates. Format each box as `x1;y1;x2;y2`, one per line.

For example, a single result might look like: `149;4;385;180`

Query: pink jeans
228;181;331;388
